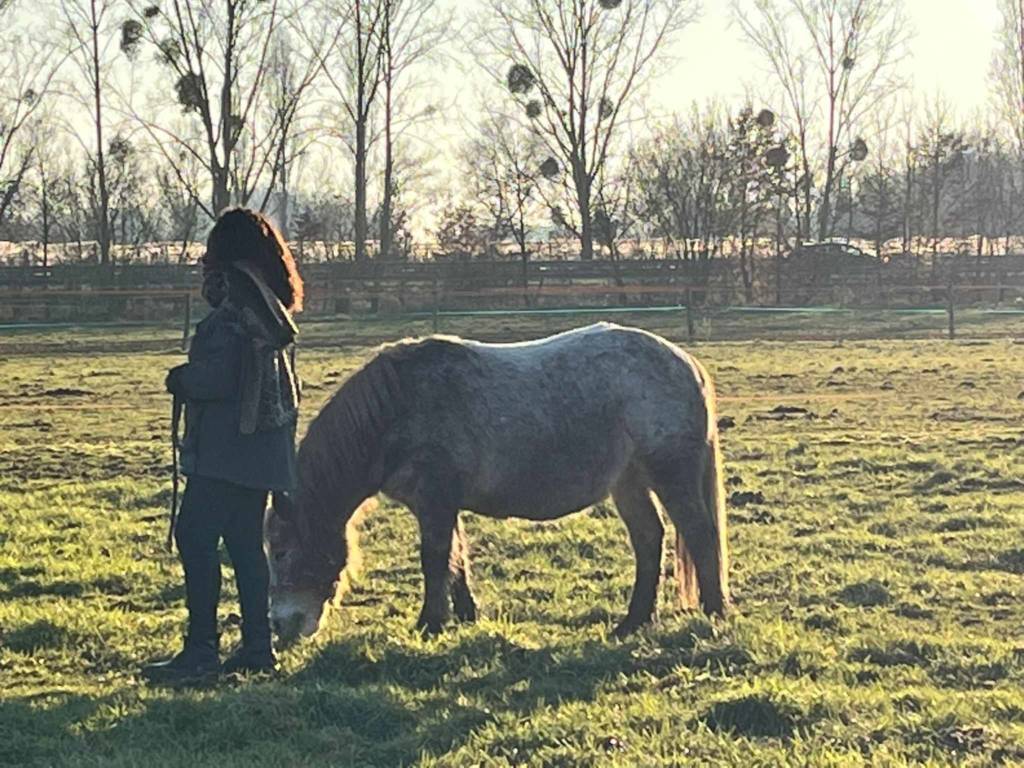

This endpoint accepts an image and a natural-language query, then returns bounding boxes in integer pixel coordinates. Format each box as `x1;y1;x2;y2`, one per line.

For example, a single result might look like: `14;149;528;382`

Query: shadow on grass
0;620;731;766
0;683;422;767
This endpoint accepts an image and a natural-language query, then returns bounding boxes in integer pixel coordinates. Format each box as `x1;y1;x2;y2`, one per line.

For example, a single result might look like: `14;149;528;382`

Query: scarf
202;262;300;434
226;262;300;434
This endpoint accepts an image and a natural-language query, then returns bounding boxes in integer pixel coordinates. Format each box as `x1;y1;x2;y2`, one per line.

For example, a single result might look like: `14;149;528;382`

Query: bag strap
291;343;301;403
167;394;183;552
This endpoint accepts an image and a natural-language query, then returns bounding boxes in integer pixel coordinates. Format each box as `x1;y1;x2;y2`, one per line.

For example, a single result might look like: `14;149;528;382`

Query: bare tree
464;110;542;260
434;199;489;259
630;104;731;268
898;98;917;255
916;95;966;263
477;0;697;261
58;0;123;266
25;122;59;267
310;0;384;262
857;109;901;258
723;106;782;301
732;0;908;242
0;10;65;228
377;0;450;260
123;0;312;218
992;0;1024;154
261;27;325;236
158;150;203;263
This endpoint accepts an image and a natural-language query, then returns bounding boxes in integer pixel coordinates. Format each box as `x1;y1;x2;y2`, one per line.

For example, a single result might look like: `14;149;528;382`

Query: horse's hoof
415;618;446;637
611;617;652;639
453;601;477;623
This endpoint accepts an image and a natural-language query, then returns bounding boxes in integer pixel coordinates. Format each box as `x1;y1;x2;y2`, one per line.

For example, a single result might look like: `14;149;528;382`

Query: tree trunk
90;0;111;268
41;167;50;269
577;171;593;261
213;167;230;214
279;162;290;239
353;0;371;263
216;0;237;215
379;110;394;260
379;0;394;261
819;146;837;241
354;117;368;262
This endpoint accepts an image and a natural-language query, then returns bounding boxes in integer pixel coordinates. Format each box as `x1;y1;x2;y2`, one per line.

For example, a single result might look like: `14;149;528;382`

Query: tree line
1;0;1023;268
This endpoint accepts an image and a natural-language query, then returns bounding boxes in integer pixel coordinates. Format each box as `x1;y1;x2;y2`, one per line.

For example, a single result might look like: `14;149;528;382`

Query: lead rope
167;394;183;552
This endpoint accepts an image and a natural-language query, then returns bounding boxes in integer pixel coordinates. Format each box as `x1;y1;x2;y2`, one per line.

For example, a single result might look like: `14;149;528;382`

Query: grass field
3;313;1024;766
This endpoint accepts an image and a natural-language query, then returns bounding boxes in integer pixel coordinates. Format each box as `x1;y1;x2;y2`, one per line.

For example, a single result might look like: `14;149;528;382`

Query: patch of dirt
40;387;94;397
803;613;840;631
848;640;934;667
733;509;776;525
837;579;891;607
931;407;1013;423
931;725;989;754
915;470;957;491
729;490;766;507
700;693;808;739
994;548;1024;574
751;405;817;421
892;602;934;620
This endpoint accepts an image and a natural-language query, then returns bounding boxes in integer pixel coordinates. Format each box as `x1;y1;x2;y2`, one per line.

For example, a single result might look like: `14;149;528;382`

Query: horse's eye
274;552;287;563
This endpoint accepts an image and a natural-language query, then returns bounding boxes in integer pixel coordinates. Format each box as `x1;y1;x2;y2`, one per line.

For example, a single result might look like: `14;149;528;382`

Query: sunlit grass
3;318;1024;766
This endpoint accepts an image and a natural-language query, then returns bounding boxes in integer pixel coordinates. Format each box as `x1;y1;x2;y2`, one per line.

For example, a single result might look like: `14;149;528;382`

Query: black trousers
175;475;271;650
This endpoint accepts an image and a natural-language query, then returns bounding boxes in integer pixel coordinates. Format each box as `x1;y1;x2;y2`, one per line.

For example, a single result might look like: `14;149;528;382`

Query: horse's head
265;491;343;644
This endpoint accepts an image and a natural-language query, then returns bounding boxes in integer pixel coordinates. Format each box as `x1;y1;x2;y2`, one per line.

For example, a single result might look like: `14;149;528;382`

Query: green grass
3;316;1024;766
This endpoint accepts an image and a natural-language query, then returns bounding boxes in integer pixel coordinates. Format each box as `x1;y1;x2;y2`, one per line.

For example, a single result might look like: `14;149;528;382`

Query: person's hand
165;365;187;395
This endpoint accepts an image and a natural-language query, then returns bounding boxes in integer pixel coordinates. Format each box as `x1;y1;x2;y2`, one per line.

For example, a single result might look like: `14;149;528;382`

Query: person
143;208;303;684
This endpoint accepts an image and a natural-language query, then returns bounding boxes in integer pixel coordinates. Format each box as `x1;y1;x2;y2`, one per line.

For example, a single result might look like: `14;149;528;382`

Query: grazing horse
266;322;729;641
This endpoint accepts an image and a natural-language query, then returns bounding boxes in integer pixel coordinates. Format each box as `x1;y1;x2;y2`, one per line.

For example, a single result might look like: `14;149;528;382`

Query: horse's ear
272;491;312;541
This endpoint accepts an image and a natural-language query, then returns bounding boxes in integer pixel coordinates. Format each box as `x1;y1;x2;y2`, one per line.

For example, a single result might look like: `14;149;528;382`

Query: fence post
946;277;955;341
181;292;192;351
685;287;695;343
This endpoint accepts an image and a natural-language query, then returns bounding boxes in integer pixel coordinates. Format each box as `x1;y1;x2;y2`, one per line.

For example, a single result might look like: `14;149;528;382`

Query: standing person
143;208;303;684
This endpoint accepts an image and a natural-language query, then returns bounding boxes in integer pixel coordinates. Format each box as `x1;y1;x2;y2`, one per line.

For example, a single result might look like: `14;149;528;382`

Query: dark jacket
172;270;299;492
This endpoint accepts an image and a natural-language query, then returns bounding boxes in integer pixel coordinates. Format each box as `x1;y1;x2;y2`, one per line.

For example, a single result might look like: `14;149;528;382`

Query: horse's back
380;324;712;518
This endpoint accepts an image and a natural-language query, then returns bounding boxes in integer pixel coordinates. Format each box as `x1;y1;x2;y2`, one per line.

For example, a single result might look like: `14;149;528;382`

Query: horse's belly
468;482;606;520
465;434;629;520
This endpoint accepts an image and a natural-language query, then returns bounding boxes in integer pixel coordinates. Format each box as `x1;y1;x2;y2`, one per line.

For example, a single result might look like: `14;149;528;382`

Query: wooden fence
4;254;1024;328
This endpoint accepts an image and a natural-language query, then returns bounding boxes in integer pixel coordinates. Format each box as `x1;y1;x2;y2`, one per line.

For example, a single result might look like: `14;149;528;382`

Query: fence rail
5;255;1024;334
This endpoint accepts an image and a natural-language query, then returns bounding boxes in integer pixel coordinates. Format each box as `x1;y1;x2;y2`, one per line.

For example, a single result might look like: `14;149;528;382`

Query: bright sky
658;0;1003;116
9;0;1007;232
15;0;1005;128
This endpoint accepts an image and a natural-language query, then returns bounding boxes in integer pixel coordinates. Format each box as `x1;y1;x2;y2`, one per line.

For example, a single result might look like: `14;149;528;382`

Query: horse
265;322;730;641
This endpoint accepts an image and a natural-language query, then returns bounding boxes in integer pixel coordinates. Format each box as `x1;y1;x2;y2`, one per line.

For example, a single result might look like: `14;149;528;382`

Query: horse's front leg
450;517;477;623
415;505;457;636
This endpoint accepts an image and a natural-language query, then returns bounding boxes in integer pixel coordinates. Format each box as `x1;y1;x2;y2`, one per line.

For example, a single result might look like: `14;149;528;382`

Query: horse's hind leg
450;517;477;623
611;474;664;638
651;450;728;617
414;505;458;635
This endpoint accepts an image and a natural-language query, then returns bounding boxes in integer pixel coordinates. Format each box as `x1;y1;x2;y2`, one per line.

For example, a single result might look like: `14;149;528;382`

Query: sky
8;0;1009;235
422;0;1008;215
657;0;1003;116
17;0;1005;116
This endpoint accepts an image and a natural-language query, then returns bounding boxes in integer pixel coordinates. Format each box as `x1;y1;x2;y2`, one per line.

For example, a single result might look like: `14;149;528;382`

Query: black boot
141;635;220;685
223;614;277;676
222;644;278;676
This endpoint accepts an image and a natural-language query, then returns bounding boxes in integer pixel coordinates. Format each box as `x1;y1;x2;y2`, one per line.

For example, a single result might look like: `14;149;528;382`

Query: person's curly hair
205;208;304;312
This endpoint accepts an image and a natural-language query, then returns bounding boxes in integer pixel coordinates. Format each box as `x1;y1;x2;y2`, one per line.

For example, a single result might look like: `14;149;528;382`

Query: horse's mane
295;336;470;539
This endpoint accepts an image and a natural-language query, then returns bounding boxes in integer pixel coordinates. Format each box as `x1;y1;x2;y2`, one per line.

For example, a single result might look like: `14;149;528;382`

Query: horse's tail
673;357;730;616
